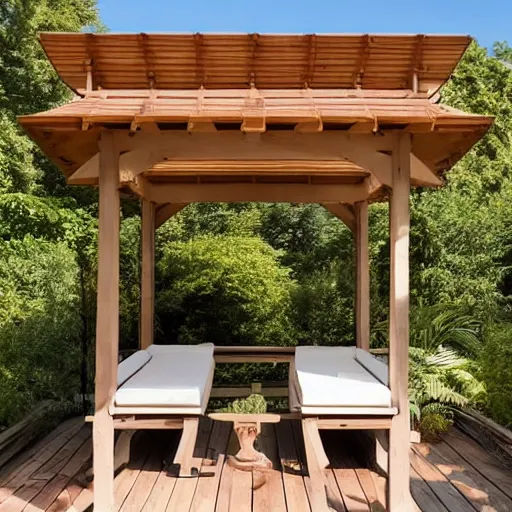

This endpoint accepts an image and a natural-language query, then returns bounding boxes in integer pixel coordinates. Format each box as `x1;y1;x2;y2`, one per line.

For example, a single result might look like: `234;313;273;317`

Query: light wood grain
355;201;370;351
140;199;155;350
388;133;412;512
93;131;120;512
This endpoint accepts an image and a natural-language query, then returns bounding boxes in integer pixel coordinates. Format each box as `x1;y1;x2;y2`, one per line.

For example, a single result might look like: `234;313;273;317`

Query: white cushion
117;350;152;387
115;344;215;409
355;348;389;386
294;346;391;408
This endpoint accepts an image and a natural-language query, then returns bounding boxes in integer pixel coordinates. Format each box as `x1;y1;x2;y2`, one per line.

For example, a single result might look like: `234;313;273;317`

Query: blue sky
97;0;510;50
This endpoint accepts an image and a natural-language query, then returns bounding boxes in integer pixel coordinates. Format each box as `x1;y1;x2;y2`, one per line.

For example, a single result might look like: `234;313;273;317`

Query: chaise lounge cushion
117;350;152;387
293;346;392;409
114;343;215;411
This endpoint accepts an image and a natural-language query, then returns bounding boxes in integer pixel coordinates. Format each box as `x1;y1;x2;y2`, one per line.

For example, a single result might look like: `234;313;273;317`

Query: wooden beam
388;133;412;512
148;182;370;204
140;199;155;350
317;418;392;430
355;201;370;351
93;132;120;512
155;203;188;229
68;132;440;191
323;203;356;232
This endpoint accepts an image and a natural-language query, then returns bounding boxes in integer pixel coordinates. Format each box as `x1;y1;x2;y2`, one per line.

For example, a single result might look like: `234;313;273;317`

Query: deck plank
410;466;449;512
31;427;91;480
0;418;83;485
441;429;512;500
325;432;369;512
409;445;474;512
166;418;213;512
141;432;180;512
369;472;387;512
114;433;153;512
120;433;168;512
325;469;346;512
190;421;232;512
0;419;85;500
214;430;237;512
420;439;512;512
29;434;92;512
355;469;385;512
275;421;311;512
0;426;90;512
292;421;331;512
253;424;287;512
47;481;84;512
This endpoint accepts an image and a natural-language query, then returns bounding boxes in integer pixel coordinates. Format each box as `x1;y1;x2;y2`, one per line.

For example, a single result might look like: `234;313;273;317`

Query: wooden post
388;133;412;511
355;201;370;351
93;132;120;512
140;199;155;350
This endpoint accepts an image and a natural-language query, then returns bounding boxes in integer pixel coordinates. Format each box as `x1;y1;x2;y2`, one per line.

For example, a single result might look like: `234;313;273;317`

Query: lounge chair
289;346;396;508
109;343;215;476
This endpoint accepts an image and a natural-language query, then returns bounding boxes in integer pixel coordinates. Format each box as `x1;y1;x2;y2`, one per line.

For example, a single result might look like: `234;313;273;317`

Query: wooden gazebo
19;33;492;511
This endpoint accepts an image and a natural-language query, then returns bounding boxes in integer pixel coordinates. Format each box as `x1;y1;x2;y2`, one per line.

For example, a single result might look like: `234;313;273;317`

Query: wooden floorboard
409;444;474;512
141;432;180;512
252;423;287;512
1;419;512;512
441;429;512;500
416;440;512;512
275;420;311;512
166;418;213;512
190;421;231;512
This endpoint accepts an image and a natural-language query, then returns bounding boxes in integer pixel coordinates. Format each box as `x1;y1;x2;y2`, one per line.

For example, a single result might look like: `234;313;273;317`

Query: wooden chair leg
173;417;199;477
114;429;136;472
301;418;330;512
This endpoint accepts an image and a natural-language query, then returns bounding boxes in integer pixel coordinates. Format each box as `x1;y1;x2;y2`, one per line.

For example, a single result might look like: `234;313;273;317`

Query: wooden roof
18;88;492;180
17;32;493;204
40;33;471;95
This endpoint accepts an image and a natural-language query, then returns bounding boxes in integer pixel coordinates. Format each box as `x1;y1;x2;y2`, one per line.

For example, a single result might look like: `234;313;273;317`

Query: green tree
156;235;297;346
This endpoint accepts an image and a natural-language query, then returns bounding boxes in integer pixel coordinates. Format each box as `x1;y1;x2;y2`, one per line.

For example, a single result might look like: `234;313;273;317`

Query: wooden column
388;133;412;511
140;199;155;350
355;201;370;351
93;132;120;512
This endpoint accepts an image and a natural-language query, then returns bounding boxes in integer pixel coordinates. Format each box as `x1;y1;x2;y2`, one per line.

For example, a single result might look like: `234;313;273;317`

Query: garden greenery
0;3;511;434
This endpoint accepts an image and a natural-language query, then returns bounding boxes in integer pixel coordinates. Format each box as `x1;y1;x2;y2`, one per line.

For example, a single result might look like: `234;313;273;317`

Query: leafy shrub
419;412;453;441
409;346;485;429
156;235;297;346
222;394;267;414
0;237;81;426
480;324;512;427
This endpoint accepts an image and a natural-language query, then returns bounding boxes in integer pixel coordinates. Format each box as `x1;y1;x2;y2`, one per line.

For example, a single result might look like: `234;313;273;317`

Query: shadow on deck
0;417;511;511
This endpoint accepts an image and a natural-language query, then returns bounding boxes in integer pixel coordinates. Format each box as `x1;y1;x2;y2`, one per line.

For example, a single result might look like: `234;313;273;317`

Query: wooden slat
410;466;449;512
0;418;84;489
293;420;330;512
409;447;473;512
252;424;287;512
275;421;311;512
119;435;166;512
39;33;472;94
114;434;152;511
189;421;231;512
414;441;512;512
0;426;90;512
166;418;213;511
141;432;181;512
46;482;84;512
441;429;512;500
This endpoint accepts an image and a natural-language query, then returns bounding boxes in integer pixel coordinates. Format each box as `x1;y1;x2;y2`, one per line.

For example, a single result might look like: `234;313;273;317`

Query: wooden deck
0;417;511;511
